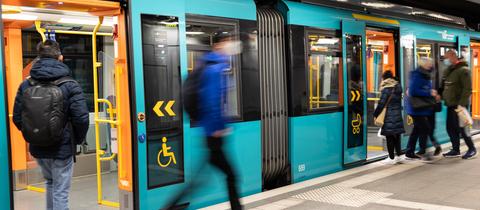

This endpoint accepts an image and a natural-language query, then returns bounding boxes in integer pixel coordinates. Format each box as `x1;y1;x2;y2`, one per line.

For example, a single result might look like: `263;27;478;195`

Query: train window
306;31;342;111
438;45;456;82
186;19;241;119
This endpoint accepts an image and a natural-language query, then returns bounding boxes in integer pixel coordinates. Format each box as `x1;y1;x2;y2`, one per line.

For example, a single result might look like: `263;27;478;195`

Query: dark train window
186;18;241;119
306;31;342;111
438;45;456;83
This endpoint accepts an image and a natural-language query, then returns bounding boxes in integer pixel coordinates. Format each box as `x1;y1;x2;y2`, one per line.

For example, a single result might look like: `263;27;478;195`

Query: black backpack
182;62;207;121
21;76;76;147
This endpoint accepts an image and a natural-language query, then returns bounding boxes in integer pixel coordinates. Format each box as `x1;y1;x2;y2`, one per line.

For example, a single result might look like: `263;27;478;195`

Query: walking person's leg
51;157;74;210
37;159;54;210
428;114;442;155
385;135;395;160
406;116;421;158
443;107;463;157
207;136;242;210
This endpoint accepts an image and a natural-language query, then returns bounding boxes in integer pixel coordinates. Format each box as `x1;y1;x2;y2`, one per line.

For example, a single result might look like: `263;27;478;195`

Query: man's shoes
443;150;461;158
433;146;442;156
416;150;426;156
405;154;421;160
462;150;477;160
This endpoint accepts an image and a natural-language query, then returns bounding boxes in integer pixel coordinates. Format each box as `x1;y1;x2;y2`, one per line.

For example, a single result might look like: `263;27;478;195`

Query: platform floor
14;172;119;210
203;135;480;210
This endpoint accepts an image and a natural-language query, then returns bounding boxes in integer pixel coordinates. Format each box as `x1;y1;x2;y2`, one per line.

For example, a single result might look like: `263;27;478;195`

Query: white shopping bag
456;106;473;127
377;128;385;138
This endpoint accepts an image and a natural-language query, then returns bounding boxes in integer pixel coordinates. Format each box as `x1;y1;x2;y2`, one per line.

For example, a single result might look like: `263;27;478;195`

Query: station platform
203;135;480;210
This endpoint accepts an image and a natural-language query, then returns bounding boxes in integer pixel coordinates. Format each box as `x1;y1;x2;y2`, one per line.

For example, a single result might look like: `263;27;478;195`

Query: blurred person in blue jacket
405;57;440;160
167;32;243;210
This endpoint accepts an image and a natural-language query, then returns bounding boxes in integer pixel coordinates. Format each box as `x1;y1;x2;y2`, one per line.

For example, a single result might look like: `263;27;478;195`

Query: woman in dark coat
374;71;405;161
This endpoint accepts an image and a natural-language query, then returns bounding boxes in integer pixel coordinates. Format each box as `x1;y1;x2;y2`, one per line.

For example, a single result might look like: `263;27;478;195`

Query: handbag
374;94;393;127
409;96;436;109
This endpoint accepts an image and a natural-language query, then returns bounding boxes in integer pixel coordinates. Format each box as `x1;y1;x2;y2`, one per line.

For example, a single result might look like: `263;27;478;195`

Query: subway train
1;0;480;209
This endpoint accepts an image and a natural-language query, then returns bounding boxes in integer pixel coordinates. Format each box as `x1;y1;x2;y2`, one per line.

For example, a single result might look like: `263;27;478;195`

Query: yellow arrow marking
355;90;361;101
351;90;355;102
153;101;164;117
165;101;176;116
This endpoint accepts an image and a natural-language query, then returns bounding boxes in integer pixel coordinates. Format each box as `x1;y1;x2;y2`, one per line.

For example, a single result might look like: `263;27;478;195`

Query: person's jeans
447;106;475;152
37;157;74;210
406;116;430;155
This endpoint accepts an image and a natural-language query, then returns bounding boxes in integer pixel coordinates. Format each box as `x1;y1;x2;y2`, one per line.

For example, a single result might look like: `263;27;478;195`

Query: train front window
306;31;342;111
186;19;241;119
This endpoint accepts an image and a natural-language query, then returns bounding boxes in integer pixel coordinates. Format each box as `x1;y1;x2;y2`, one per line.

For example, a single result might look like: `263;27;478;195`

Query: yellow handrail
35;20;46;42
93;16;104;207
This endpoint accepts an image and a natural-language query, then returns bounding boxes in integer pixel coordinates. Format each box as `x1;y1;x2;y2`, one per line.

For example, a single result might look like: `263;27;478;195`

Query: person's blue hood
202;51;228;64
30;58;71;81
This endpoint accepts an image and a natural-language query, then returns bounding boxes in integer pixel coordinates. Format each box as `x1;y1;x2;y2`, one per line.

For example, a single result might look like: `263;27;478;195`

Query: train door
470;40;480;130
0;5;14;209
128;1;188;209
342;20;367;165
365;27;399;159
2;1;133;209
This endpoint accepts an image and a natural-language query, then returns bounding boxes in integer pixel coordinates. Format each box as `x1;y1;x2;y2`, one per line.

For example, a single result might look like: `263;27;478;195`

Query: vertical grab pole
34;20;46;42
93;16;104;205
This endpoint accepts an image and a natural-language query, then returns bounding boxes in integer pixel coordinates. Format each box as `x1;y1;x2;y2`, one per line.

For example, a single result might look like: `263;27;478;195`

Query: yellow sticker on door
157;137;177;168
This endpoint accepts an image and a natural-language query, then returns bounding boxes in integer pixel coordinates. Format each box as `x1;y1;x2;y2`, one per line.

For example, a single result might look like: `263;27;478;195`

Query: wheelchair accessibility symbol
157;137;177;168
351;113;362;135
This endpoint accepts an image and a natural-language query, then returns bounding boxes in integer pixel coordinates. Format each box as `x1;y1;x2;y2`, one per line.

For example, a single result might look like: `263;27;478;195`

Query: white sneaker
381;158;396;165
394;155;405;164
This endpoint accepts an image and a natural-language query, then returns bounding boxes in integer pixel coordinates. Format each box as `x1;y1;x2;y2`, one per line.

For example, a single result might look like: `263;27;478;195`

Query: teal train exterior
1;0;479;209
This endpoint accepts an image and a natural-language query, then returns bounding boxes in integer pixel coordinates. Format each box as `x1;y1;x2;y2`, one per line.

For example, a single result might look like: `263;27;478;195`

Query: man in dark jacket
12;40;89;210
441;50;476;159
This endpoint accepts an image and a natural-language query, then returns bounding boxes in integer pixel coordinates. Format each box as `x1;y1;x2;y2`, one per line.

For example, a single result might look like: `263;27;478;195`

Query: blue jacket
406;67;433;116
199;52;227;136
13;58;90;159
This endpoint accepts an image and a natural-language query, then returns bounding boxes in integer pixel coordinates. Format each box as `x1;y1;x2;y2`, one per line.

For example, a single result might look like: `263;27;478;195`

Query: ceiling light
2;5;22;14
186;31;205;35
160;21;178;25
336;0;348;2
410;11;424;15
2;13;38;20
428;13;453;21
59;17;114;26
316;38;339;45
361;2;395;8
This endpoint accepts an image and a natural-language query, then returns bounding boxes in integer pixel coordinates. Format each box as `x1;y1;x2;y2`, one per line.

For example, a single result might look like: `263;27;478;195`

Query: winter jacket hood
30;58;71;81
380;78;398;91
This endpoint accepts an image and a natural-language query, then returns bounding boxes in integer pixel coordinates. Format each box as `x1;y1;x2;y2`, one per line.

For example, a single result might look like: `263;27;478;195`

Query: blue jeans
37;157;74;210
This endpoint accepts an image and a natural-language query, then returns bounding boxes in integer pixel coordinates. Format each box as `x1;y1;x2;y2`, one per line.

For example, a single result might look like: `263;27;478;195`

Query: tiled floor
14;172;119;210
203;135;480;210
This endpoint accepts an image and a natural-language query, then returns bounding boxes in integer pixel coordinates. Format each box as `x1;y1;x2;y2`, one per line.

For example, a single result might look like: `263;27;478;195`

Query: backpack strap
51;76;77;86
26;76;38;86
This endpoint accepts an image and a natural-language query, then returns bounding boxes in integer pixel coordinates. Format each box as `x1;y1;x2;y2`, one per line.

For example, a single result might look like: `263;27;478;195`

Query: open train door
0;5;13;210
128;1;188;209
342;20;367;165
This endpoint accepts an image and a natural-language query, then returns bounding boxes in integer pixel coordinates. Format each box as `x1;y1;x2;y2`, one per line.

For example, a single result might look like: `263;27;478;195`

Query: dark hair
382;70;394;80
37;40;61;59
212;30;234;44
